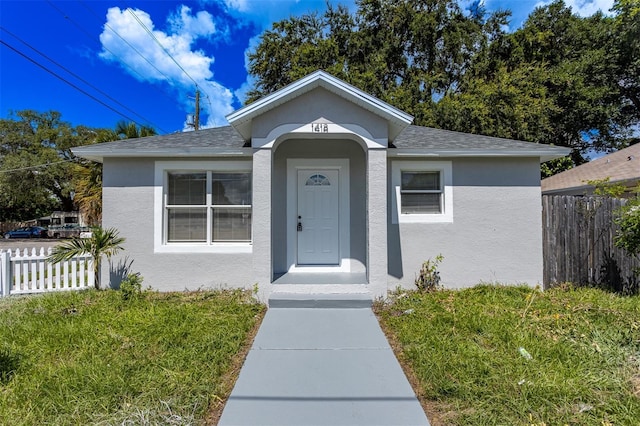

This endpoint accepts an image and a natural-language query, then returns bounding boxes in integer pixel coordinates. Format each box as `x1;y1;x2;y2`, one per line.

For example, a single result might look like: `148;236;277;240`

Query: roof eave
388;148;571;162
72;147;254;163
543;177;640;195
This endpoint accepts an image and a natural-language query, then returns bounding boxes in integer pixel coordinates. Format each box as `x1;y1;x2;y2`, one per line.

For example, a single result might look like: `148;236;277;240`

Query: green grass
0;289;265;425
376;285;640;425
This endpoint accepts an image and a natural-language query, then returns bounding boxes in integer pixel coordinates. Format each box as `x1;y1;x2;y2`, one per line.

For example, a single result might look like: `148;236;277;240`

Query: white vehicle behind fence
34;211;91;239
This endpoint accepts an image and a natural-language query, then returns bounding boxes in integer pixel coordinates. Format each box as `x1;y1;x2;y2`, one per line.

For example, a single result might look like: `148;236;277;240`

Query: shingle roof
393;125;556;151
72;126;249;161
75;126;246;153
542;143;640;194
73;124;569;161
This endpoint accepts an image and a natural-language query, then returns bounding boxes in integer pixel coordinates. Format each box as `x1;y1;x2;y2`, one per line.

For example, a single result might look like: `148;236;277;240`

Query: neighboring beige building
542;144;640;197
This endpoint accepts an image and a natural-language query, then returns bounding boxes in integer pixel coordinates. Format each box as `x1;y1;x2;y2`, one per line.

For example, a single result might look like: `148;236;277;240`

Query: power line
77;0;178;90
46;0;178;107
0;39;150;129
0;160;74;174
0;26;169;134
122;1;214;126
122;3;202;90
63;0;209;127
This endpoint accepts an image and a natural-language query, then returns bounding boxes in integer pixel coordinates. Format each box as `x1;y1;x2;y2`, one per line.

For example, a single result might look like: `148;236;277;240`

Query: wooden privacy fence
543;195;640;294
0;248;94;297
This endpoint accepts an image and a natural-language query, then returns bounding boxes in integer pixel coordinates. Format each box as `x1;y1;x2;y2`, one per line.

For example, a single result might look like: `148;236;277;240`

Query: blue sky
0;0;615;135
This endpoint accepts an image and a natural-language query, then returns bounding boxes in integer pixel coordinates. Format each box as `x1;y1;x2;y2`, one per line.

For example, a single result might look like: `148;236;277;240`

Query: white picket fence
0;248;94;297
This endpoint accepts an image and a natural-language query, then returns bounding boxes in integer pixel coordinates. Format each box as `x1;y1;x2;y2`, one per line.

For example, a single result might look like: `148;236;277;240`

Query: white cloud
565;0;614;15
234;34;261;104
99;6;234;128
534;0;615;16
200;80;235;128
222;0;251;13
169;5;217;39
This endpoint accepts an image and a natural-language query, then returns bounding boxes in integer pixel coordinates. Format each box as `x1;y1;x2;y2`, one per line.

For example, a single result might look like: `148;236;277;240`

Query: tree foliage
112;120;156;140
247;0;640;171
0;111;156;223
0;110;91;221
615;195;640;258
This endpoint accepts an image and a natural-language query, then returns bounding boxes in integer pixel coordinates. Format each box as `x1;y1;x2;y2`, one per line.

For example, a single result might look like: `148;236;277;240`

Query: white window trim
391;161;453;223
154;160;253;253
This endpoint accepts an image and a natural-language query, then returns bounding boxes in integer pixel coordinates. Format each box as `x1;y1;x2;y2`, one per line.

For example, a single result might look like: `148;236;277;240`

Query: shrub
120;273;143;301
415;254;443;292
615;197;640;258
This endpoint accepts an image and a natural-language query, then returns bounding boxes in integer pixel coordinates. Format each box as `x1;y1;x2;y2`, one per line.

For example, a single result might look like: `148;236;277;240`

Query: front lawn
376;285;640;425
0;289;264;425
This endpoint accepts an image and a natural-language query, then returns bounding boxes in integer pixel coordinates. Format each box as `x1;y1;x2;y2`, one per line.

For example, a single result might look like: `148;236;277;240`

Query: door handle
297;215;302;232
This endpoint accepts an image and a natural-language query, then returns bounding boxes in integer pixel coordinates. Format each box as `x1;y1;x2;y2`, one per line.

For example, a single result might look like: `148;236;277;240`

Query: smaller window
401;171;442;214
392;160;453;224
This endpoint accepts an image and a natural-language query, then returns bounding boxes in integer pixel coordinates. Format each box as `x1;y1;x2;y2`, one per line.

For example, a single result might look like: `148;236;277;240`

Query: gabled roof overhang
226;70;414;141
74;147;253;163
388;148;571;163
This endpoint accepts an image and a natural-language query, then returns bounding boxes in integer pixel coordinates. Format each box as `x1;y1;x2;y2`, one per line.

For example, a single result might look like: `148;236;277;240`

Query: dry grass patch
376;285;640;425
0;289;265;425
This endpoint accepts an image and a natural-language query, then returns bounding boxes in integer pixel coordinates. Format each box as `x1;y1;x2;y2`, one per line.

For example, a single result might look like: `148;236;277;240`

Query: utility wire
70;0;209;126
1;39;149;129
0;26;168;134
121;1;213;124
77;0;177;90
47;0;177;106
0;160;74;174
122;2;201;90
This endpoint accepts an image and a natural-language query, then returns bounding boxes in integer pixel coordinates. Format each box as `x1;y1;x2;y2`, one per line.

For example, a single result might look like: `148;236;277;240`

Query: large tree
247;0;639;173
247;0;502;126
0;112;157;223
0;110;90;221
612;0;640;140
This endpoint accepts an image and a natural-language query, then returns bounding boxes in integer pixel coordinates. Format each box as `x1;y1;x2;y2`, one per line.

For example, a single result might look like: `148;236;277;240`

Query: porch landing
272;271;367;285
270;272;371;308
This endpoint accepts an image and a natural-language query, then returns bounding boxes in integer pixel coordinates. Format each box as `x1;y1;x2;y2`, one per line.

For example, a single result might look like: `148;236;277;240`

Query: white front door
297;169;340;265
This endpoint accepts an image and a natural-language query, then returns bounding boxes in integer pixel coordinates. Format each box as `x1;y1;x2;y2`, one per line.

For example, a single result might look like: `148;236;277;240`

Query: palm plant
114;121;156;139
48;227;125;289
72;161;102;225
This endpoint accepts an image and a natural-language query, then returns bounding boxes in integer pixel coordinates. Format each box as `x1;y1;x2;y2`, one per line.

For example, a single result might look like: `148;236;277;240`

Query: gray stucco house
74;71;569;301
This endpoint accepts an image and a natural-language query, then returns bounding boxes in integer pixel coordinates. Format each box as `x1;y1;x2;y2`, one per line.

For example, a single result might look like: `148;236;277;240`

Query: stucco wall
388;157;543;290
252;87;388;141
102;157;252;291
272;138;367;275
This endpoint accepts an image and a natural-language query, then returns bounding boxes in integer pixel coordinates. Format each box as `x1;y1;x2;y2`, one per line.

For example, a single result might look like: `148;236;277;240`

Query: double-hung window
156;161;252;251
392;161;453;223
400;171;442;214
166;171;251;243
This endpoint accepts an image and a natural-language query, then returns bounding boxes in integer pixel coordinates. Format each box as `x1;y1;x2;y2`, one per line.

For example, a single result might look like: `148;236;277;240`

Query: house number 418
311;123;329;133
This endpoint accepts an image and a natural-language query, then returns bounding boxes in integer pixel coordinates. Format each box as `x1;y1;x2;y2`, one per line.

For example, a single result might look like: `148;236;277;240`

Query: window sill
154;243;253;254
398;214;453;224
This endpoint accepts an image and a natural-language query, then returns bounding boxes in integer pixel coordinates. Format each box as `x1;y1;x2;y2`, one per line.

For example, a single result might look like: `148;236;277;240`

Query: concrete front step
269;292;372;308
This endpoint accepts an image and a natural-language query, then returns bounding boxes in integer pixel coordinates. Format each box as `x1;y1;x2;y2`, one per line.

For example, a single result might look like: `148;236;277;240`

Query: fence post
0;251;10;297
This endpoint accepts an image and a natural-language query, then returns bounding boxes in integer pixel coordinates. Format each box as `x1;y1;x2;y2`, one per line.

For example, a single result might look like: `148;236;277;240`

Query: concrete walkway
218;300;430;426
